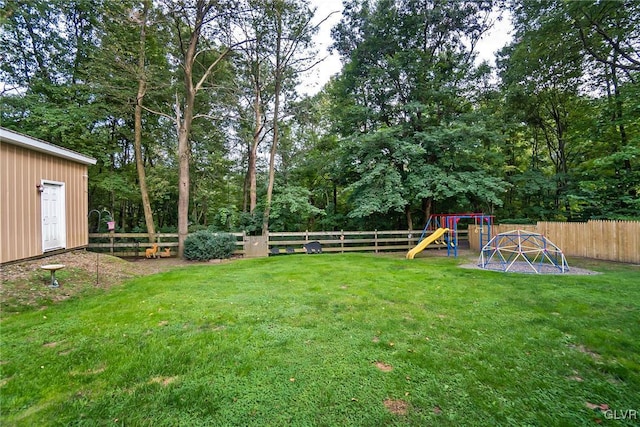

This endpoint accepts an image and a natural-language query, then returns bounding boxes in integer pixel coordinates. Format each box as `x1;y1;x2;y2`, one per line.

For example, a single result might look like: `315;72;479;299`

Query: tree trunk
405;204;413;231
263;83;279;235
249;69;262;214
176;25;199;258
263;10;283;236
134;0;156;243
421;197;432;227
177;118;192;258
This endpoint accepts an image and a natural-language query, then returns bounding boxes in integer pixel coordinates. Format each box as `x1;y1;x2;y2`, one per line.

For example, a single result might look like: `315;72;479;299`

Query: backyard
1;252;639;426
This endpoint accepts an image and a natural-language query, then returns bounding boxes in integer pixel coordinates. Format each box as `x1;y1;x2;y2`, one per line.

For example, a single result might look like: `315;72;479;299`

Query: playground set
407;213;493;259
406;213;571;274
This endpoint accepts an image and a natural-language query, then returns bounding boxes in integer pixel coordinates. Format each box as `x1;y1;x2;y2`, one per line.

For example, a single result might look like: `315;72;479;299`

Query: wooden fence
469;220;640;264
88;229;460;258
89;221;638;263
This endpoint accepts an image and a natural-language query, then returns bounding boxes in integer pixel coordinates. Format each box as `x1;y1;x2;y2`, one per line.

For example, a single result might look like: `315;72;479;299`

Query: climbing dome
478;230;569;274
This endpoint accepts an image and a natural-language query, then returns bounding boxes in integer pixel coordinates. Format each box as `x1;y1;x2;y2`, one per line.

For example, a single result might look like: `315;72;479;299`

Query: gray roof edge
0;127;97;165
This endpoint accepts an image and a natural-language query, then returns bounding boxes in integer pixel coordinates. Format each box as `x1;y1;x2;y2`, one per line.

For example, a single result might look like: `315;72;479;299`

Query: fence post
374;229;378;254
242;230;247;256
340;229;344;253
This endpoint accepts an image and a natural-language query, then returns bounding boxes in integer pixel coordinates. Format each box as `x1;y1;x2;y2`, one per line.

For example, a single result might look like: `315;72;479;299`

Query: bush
183;231;237;261
209;232;238;259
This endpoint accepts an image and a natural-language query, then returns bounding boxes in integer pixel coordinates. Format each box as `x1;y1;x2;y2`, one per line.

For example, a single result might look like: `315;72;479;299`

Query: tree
0;0;104;154
234;0;275;216
132;0;157;242
499;0;639;220
260;0;319;235
91;0;169;240
155;0;239;256
329;0;506;229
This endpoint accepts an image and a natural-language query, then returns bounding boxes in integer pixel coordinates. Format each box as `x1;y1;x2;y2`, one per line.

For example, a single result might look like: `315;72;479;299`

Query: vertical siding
1;142;90;264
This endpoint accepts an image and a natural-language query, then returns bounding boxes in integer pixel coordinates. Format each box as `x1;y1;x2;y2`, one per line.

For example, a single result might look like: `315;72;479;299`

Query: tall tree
499;0;639;220
234;0;275;216
330;0;506;229
260;0;319;235
156;0;238;256
132;1;157;241
93;0;168;240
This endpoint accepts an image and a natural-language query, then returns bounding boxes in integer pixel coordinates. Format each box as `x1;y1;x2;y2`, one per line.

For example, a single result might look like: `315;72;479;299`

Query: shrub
183;231;237;261
209;232;238;259
183;231;215;261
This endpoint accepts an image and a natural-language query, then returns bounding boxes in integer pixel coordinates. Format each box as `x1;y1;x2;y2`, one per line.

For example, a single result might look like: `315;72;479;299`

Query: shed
1;127;97;264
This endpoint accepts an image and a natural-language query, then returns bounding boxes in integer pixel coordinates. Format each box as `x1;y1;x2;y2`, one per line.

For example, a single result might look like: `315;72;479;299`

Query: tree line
1;0;638;256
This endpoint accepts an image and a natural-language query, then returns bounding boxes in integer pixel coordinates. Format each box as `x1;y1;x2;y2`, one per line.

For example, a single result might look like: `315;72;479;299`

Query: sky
299;0;513;95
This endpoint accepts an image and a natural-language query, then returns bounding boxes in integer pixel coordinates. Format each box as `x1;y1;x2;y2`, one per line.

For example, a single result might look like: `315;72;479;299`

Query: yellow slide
406;228;449;259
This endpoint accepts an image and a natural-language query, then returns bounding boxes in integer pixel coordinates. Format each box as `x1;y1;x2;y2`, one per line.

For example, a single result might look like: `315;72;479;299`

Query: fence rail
88;230;461;258
469;220;640;264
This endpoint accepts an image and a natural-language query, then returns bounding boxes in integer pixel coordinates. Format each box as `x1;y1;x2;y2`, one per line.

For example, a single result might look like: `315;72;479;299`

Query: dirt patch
569;344;601;360
383;399;409;415
0;250;224;312
374;361;393;372
149;376;178;387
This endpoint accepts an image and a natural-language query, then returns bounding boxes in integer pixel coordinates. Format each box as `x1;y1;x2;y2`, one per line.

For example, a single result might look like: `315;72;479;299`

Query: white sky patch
298;0;344;96
475;9;513;66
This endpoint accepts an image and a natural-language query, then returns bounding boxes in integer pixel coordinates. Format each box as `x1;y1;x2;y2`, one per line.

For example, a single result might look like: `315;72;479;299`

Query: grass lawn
1;253;639;426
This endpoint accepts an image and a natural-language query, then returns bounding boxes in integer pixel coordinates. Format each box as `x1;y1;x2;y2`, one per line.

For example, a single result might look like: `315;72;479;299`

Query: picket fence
469;220;640;264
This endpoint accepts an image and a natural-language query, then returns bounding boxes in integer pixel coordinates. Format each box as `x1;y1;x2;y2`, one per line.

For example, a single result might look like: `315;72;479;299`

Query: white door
42;181;66;252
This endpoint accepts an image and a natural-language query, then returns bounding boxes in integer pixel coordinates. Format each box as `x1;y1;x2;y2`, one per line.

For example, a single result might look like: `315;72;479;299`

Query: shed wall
1;142;90;263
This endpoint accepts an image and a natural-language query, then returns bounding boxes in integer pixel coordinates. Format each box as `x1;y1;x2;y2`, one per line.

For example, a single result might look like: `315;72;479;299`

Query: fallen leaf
433;406;442;415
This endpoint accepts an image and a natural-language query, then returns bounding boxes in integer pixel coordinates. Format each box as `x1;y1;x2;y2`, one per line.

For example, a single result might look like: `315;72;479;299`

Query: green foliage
269;186;326;231
329;1;509;228
2;0;638;238
183;231;237;260
183;230;215;260
209;232;238;259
